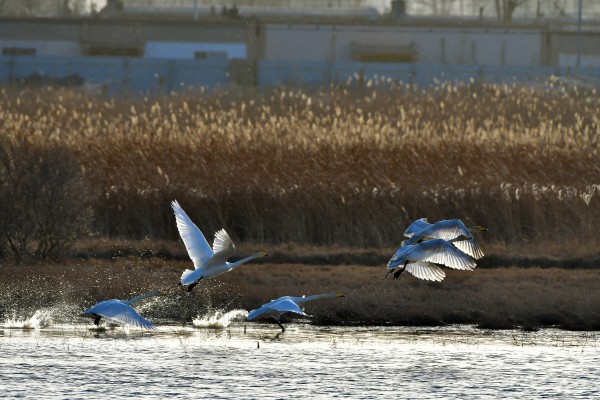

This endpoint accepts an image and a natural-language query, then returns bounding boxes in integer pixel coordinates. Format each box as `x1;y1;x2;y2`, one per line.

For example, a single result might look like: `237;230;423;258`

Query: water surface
1;321;598;399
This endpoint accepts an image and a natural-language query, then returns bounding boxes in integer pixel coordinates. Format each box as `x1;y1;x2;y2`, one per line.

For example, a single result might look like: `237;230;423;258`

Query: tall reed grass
0;82;598;250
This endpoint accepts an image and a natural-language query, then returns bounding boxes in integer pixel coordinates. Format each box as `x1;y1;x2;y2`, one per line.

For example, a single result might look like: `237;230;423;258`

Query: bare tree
414;0;458;16
494;0;529;23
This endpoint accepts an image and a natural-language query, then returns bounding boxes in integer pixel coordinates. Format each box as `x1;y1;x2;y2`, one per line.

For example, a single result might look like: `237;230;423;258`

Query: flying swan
171;200;269;292
247;293;345;332
81;291;162;330
386;237;476;282
403;218;487;259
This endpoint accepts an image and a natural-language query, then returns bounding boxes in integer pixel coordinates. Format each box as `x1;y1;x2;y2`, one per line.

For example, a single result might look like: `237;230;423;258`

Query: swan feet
393;267;406;279
273;317;286;332
186;277;203;293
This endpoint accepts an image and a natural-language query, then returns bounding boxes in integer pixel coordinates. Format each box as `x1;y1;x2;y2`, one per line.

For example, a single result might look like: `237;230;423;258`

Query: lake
1;312;598;399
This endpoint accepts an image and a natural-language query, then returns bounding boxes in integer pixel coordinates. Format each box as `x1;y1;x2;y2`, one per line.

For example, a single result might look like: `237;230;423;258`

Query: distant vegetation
0;81;598;262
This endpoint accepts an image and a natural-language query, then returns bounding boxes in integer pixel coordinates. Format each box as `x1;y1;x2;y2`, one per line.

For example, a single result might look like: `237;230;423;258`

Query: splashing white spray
192;309;248;329
4;309;52;329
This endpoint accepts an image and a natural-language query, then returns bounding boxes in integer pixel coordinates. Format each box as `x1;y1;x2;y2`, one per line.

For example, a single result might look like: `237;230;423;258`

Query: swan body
403;218;486;259
172;200;269;292
81;291;161;330
386;238;476;282
247;293;344;331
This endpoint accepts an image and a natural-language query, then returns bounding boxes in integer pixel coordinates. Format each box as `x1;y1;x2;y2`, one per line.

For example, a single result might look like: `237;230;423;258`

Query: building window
87;46;143;57
351;42;417;63
2;47;36;56
194;51;227;60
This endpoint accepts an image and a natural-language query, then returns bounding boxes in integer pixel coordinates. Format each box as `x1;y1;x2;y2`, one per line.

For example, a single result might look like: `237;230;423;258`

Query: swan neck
230;252;262;268
298;293;336;303
126;290;161;305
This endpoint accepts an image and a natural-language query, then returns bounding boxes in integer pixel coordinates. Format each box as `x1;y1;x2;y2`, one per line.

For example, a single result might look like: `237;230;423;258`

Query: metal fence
257;61;600;87
1;55;599;95
0;55;230;95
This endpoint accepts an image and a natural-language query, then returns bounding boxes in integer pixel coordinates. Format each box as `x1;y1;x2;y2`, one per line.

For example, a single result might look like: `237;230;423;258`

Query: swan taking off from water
386;238;476;282
81;291;162;330
171;200;269;292
247;293;345;332
403;218;487;259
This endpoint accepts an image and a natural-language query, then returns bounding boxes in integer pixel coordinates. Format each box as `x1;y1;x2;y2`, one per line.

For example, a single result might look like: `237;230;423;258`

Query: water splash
4;309;52;329
192;309;247;329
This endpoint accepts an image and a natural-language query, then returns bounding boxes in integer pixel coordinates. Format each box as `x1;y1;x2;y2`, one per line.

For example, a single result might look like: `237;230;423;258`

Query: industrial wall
263;23;543;66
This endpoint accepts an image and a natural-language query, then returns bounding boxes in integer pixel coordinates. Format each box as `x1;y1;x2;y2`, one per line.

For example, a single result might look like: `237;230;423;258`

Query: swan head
470;225;487;232
451;234;472;242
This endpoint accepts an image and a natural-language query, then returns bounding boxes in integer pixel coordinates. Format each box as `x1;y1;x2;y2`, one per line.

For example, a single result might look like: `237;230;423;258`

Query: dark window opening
357;52;417;63
3;47;36;56
194;51;227;60
87;46;143;57
351;42;417;64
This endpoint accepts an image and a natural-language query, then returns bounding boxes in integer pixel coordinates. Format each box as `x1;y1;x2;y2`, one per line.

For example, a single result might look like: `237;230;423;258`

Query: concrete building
0;16;257;60
0;14;598;67
0;13;598;93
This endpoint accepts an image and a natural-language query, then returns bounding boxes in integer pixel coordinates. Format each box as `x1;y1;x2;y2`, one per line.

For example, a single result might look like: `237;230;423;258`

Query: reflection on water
1;323;598;399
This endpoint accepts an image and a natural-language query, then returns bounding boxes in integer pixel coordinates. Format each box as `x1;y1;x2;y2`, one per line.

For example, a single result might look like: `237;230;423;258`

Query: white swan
81;291;162;330
386;237;476;282
247;293;345;332
403;218;487;259
171;200;269;292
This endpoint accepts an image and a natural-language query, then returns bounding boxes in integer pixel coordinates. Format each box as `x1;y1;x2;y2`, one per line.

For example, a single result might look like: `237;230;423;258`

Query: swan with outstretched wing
172;200;268;292
81;291;162;330
386;237;477;282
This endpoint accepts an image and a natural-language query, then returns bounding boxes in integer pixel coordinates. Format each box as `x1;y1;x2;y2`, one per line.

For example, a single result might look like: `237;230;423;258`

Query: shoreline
2;254;600;332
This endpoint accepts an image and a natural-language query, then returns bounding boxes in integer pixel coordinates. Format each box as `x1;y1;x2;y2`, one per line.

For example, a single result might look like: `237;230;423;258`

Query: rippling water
1;322;598;399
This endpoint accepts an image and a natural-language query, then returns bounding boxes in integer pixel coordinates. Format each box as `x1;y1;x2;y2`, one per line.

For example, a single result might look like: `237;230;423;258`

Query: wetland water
1;322;598;399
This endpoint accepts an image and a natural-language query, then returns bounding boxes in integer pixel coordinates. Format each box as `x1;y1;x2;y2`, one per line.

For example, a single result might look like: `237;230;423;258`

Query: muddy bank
1;258;599;331
70;240;600;269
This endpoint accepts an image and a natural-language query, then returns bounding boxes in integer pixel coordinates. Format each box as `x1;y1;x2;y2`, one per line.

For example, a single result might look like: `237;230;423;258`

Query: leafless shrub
0;136;92;262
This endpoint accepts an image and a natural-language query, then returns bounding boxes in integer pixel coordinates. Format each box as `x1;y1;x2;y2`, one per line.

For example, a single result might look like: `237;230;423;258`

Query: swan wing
387;245;415;269
403;218;430;238
405;262;446;281
248;299;308;320
247;305;270;320
92;301;156;330
407;239;476;270
453;238;485;260
171;200;213;269
211;229;236;263
420;219;472;241
269;299;309;317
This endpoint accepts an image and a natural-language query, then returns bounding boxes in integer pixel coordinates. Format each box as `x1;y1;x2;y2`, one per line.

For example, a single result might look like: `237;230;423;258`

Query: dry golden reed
0;82;598;249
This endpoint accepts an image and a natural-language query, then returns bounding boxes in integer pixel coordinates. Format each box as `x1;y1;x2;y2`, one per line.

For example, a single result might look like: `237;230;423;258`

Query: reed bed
0;81;599;251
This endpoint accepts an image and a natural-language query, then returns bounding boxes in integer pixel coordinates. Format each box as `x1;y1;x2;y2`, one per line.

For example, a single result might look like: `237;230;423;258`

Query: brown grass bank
0;83;599;258
1;258;599;331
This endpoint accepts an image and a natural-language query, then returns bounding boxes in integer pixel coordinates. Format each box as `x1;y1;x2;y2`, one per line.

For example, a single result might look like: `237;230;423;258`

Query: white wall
0;40;81;56
265;24;542;66
144;42;247;60
558;54;600;68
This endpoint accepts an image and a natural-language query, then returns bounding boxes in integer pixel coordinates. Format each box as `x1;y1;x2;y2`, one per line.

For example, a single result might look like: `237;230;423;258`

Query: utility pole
576;0;582;69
